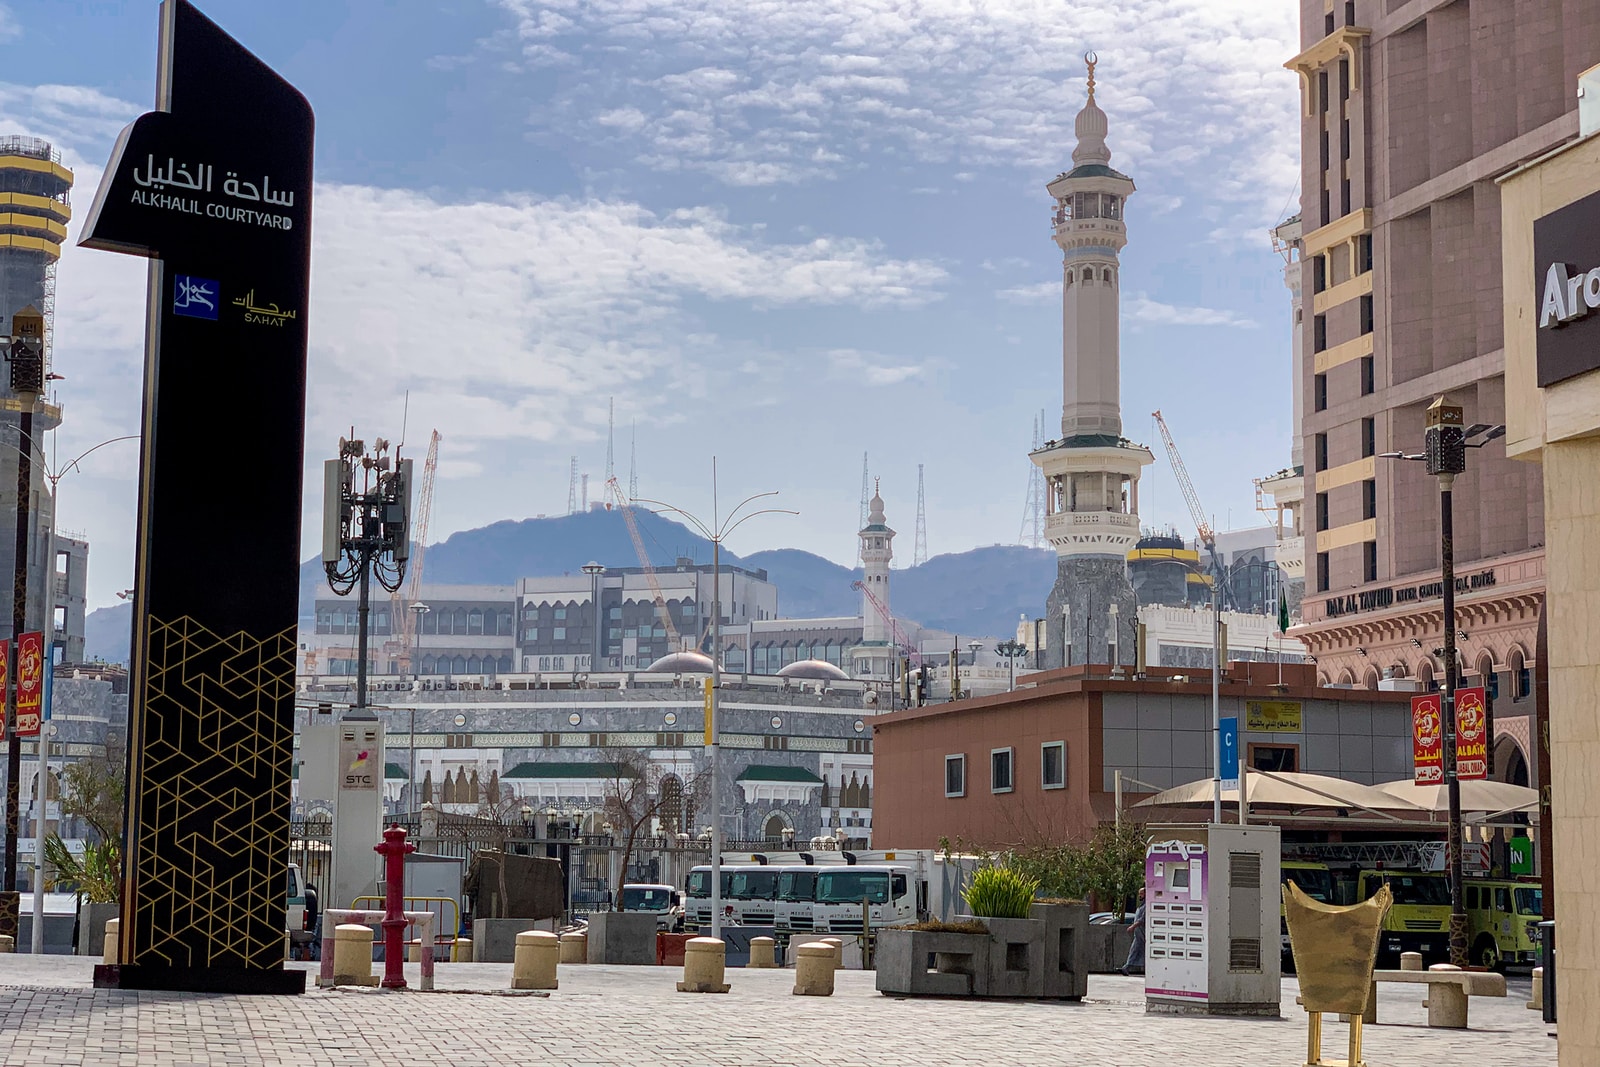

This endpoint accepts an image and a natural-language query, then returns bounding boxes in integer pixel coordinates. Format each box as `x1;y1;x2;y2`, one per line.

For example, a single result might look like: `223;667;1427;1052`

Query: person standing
1121;887;1146;976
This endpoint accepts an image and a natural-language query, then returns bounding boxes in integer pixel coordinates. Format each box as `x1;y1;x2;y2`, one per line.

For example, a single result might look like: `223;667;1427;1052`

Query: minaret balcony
1275;536;1305;581
1044;510;1141;557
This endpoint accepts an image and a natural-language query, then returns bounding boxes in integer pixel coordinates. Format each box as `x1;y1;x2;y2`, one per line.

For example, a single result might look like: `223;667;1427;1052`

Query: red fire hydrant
374;825;416;989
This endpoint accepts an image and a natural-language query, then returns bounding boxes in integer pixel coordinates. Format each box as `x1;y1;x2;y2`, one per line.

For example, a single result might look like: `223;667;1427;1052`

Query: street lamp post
583;562;605;672
409;601;429;810
1381;395;1504;969
994;639;1028;691
634;459;795;941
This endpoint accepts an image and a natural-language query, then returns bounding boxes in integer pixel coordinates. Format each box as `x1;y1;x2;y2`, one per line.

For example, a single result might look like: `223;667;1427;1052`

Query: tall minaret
859;481;895;644
1030;53;1154;670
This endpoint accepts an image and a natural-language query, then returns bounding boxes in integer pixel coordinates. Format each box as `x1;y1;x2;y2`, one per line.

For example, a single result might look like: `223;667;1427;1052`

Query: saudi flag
1277;588;1290;634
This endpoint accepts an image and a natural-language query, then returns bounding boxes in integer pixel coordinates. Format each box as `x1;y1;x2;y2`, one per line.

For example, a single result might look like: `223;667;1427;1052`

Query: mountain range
82;508;1057;664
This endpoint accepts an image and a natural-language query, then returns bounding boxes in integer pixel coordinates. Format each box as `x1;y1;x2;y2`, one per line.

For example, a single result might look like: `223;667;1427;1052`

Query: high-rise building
1030;57;1153;668
1283;2;1600;784
0;136;73;646
1257;215;1307;622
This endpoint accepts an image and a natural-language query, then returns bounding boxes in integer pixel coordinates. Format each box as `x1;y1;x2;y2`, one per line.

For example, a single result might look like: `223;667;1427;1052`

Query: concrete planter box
586;912;658;965
1084;921;1135;974
78;902;119;958
1030;903;1091;1000
875;928;990;997
970;915;1046;999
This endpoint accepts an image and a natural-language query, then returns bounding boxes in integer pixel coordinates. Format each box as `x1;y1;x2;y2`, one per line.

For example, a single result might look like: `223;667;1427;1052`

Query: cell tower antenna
857;451;870;563
568;456;579;515
914;463;929;567
629;419;638;501
1021;412;1046;548
605;396;615;484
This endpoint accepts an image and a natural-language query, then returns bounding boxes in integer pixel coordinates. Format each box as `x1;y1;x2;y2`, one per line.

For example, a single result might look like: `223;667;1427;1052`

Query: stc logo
343;748;374;789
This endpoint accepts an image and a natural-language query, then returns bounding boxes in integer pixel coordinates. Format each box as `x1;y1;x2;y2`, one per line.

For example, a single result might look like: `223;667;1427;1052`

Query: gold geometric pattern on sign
127;616;296;969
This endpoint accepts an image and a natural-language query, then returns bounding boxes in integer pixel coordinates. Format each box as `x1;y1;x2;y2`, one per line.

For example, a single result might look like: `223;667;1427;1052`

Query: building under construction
0;136;85;658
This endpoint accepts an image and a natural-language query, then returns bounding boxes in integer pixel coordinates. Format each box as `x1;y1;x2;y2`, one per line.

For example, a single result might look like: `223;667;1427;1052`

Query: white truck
809;864;916;933
619;883;684;931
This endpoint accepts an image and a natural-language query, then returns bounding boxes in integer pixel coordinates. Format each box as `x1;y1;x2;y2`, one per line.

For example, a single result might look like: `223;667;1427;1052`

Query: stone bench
1372;966;1506;1029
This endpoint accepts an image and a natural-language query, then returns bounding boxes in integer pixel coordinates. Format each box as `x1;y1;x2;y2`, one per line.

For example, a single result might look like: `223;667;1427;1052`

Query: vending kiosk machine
1144;824;1281;1016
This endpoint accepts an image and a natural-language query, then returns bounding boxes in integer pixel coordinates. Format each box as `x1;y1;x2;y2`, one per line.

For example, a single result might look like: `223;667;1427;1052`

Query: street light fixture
633;459;795;941
994;639;1028;691
1380;395;1504;969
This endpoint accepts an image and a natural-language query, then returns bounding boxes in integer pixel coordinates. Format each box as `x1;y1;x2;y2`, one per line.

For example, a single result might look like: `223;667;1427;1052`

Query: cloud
1126;295;1258;328
826;348;923;387
487;0;1300;232
996;281;1057;304
0;82;141;162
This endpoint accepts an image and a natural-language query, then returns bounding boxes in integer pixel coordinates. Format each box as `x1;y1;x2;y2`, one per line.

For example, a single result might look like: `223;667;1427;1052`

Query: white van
620;883;683;931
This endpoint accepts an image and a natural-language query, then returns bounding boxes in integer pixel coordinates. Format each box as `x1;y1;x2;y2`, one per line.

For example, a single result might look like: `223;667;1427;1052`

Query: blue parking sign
1220;716;1239;790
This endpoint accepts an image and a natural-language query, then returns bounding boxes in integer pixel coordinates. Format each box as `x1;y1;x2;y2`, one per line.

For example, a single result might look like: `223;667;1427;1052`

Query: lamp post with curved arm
633;459;795;941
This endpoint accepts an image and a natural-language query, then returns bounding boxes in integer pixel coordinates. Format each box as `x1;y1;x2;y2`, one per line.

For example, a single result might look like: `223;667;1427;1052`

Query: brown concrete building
1282;1;1600;786
871;663;1419;850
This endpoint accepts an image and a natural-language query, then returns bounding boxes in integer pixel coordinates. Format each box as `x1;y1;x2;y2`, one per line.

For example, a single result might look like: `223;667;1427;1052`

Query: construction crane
1151;410;1232;609
851;579;920;665
605;476;683;652
387;430;440;674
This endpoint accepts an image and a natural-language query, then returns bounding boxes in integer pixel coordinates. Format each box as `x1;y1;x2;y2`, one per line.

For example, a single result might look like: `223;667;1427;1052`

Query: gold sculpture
1283;881;1392;1067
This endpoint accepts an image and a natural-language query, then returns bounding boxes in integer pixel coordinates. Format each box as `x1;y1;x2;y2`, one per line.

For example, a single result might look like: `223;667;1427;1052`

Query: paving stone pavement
0;955;1556;1066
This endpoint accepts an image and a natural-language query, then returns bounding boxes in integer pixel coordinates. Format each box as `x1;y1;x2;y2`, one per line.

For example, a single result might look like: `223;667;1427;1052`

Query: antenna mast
857;451;870;562
629;419;638;501
605;396;615;484
1021;410;1046;548
567;457;579;515
914;463;928;567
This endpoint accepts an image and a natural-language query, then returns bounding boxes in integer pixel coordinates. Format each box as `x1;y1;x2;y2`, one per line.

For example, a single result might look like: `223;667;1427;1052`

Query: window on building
1312;255;1326;294
1315;493;1330;532
1341;178;1351;218
1360;294;1373;336
944;754;965;798
1041;742;1066;790
1313;314;1327;353
1357;233;1373;273
1249;743;1299;773
1363;539;1378;582
1360;355;1375;395
1325;10;1335;34
1362;478;1377;520
991;748;1014;794
553;627;566;641
1315;433;1328;472
52;605;66;632
1362;417;1376;458
1345;0;1356;26
1316;551;1330;593
553;607;567;620
1314;373;1328;412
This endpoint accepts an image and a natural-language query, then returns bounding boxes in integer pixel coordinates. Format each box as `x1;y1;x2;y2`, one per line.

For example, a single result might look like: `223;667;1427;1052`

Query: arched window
1103;268;1114;283
1336;668;1356;686
1081;267;1095;285
1363;667;1380;690
1065;270;1074;287
1417;659;1436;691
467;655;482;674
499;655;513;673
763;814;788;842
498;611;514;636
453;608;468;634
452;655;467;674
1509;647;1530;700
468;609;484;635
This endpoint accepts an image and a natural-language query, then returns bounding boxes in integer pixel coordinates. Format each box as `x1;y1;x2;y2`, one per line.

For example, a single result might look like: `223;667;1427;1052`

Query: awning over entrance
1133;770;1424;814
1372;778;1539;817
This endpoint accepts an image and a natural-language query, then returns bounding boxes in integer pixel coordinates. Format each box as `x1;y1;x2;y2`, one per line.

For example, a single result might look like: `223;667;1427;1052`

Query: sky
0;0;1303;612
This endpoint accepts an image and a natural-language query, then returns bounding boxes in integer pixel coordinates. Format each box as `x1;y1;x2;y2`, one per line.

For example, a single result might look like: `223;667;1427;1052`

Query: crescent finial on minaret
1085;50;1097;101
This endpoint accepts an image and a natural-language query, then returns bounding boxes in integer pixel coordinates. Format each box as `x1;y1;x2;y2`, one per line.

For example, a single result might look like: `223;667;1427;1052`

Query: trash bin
1538;920;1556;1024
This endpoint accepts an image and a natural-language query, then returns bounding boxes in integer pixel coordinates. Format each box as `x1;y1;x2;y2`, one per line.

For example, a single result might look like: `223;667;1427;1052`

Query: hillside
85;511;1058;664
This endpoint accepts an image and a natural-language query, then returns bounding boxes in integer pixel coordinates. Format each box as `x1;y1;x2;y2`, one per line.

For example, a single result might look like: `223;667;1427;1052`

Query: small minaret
859;481;895;644
1031;54;1153;670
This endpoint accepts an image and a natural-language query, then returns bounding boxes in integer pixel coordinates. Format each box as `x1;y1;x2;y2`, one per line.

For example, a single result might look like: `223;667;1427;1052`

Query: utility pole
2;306;48;936
322;435;412;716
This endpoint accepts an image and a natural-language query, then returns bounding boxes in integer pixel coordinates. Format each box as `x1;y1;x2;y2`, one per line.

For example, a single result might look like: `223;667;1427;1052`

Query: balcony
1044;510;1141;558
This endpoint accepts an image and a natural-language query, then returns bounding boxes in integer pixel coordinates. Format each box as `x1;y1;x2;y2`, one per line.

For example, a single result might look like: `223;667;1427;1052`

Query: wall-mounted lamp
1411;638;1423;649
1357;646;1368;658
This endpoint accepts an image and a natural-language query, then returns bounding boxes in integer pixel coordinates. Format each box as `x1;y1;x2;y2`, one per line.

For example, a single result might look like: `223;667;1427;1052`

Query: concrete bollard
102;919;120;965
560;931;587;964
821;937;844;969
0;935;13;954
332;924;380;987
453;938;473;963
512;930;560;990
1528;966;1544;1011
1426;964;1468;1029
677;936;731;993
792;941;836;996
749;936;777;969
407;939;423;963
1399;951;1423;972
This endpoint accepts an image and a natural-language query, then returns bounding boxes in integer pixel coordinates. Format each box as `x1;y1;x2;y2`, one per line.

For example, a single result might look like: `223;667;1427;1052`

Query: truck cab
620;883;683;931
1358;869;1452;964
775;865;819;935
810;865;914;934
727;866;781;926
1465;879;1542;969
1279;860;1335;965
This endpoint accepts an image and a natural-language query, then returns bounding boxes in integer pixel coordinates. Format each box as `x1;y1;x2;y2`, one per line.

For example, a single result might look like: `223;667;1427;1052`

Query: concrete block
792;941;835;996
332;923;379;987
101;919;120;965
874;928;989;997
474;918;550;963
512;930;559;990
976;915;1046;999
1084;921;1135;973
1030;902;1091;999
587;912;659;965
677;936;730;993
78;903;118;958
560;931;586;964
1400;951;1424;971
453;938;473;962
749;936;777;968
